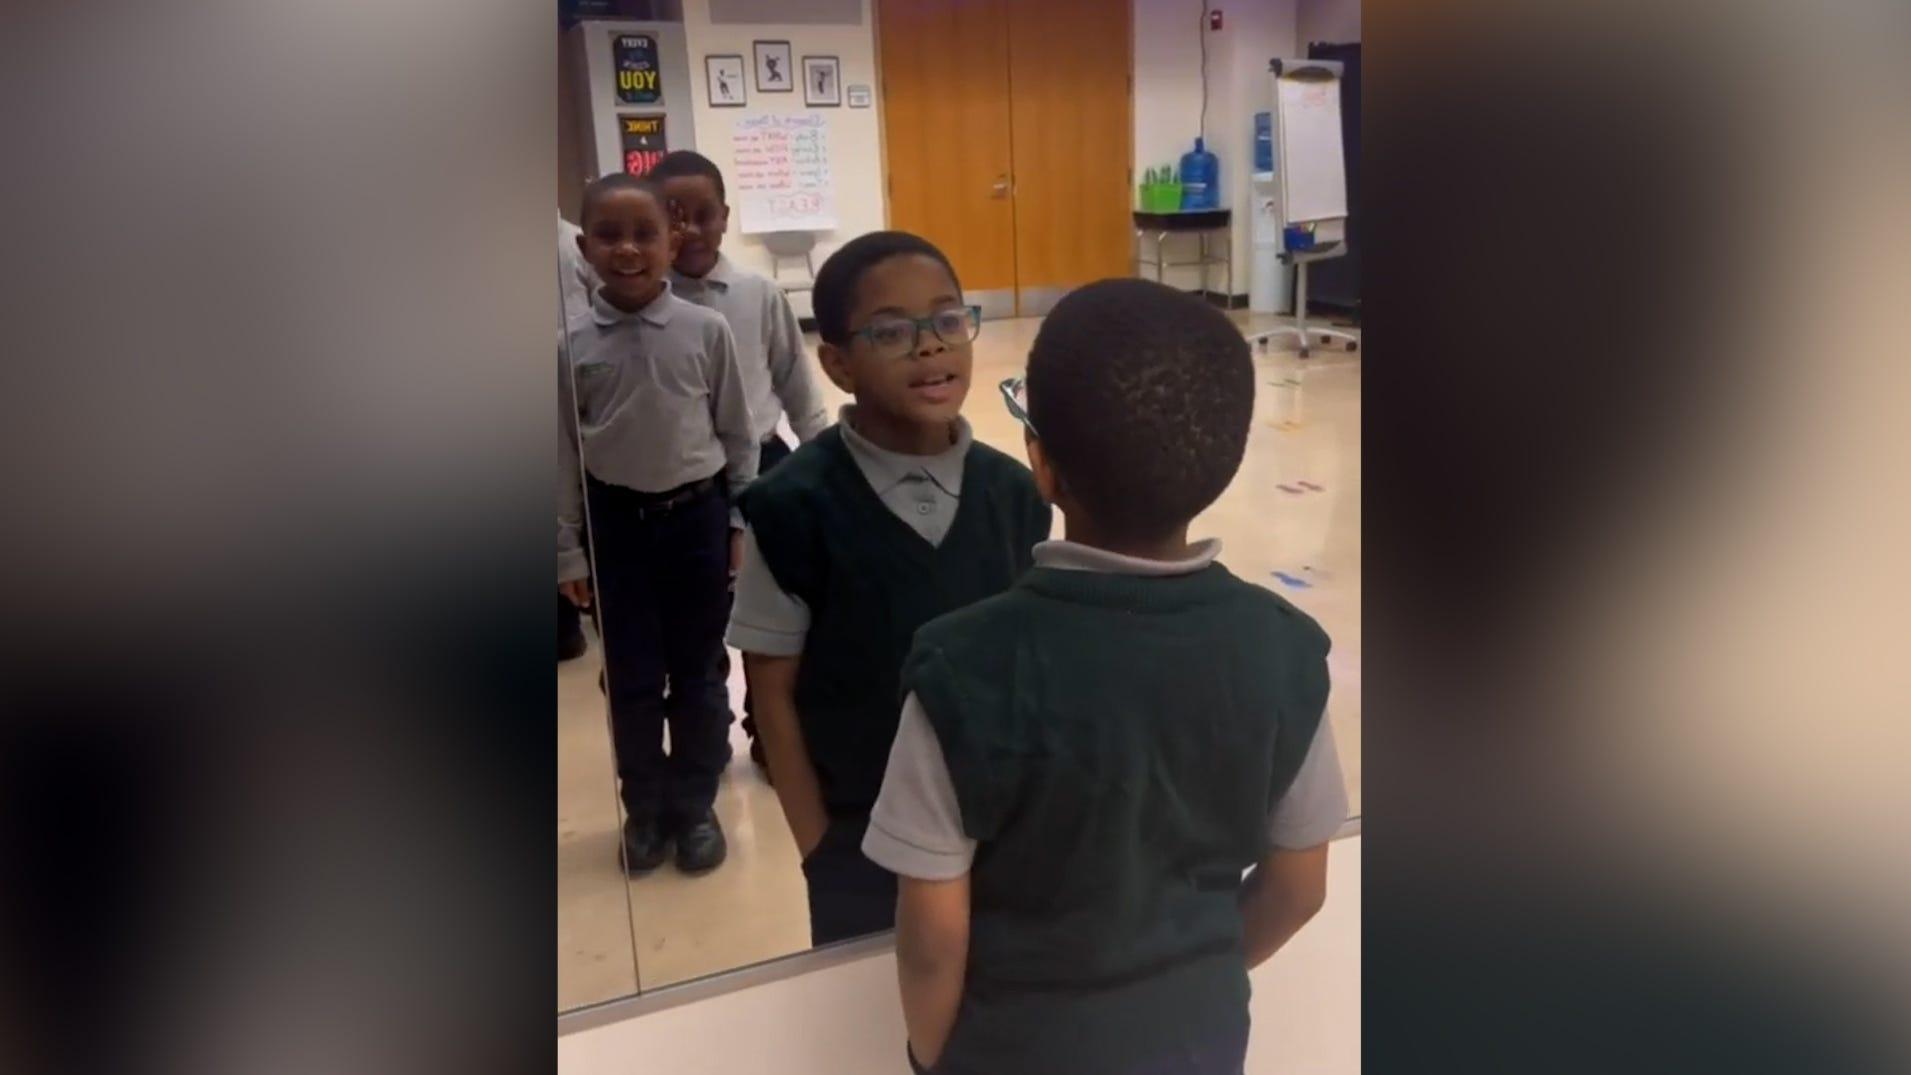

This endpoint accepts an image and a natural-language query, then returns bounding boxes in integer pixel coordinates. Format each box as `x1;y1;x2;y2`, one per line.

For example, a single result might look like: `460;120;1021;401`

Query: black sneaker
620;815;669;875
673;809;727;874
558;596;587;662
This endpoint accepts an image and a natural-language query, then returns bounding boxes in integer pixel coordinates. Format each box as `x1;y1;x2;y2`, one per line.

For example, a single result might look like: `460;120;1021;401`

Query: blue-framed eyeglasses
850;305;982;358
1000;376;1035;435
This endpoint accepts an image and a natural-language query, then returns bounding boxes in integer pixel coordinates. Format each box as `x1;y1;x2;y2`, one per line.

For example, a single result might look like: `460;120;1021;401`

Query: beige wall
1134;0;1299;299
1298;0;1361;46
562;1;1340;309
558;30;589;224
680;0;886;319
559;834;1361;1074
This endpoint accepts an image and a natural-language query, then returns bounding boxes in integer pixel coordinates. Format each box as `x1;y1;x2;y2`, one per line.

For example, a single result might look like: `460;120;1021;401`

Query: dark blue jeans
586;473;733;823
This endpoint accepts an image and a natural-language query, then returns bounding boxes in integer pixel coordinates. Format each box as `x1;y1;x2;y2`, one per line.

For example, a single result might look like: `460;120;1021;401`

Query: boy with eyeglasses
727;231;1051;945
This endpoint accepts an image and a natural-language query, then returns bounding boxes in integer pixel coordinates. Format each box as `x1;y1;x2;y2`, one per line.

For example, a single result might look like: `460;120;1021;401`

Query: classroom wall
679;0;886;319
558;31;590;224
1133;0;1299;301
1132;0;1209;293
565;1;1331;314
1298;0;1362;46
558;835;1361;1074
1219;0;1299;304
706;0;860;22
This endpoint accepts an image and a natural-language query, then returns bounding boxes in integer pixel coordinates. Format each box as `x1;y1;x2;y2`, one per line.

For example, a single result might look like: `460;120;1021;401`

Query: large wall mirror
557;0;1362;1020
556;289;1364;1015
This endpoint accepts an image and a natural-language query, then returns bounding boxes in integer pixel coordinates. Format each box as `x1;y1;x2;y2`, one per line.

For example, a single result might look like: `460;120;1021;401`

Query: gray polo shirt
558;217;595;326
558;283;758;582
671;254;831;445
725;405;973;654
862;538;1350;881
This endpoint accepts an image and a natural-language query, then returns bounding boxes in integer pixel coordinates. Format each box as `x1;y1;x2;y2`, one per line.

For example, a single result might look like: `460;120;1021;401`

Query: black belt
623;474;720;517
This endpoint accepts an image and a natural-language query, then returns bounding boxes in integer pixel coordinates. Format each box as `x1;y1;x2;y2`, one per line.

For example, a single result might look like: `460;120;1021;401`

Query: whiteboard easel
1252;58;1358;359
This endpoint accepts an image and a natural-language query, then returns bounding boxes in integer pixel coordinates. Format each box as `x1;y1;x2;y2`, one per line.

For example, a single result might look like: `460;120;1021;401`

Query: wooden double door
877;0;1133;318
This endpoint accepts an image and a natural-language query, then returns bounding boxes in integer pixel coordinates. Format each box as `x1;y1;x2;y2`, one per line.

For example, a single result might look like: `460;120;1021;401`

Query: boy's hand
745;652;831;866
1240;844;1330;968
729;527;744;579
794;815;830;859
559;578;592;609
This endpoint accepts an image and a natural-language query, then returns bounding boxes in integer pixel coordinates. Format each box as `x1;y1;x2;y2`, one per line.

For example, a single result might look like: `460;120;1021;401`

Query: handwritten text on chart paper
733;113;836;232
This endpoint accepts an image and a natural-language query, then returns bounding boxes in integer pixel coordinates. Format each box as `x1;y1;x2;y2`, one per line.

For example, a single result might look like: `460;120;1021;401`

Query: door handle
990;174;1012;198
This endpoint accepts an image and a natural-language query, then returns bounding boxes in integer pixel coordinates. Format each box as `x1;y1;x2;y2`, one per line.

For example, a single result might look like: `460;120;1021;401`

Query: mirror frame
556;815;1359;1035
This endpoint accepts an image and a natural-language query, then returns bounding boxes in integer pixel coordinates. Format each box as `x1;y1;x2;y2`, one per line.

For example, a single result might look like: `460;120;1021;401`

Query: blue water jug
1179;136;1220;210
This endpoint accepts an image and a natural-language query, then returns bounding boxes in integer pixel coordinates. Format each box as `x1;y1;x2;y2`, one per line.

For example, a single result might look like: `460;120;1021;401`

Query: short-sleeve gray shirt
671;255;831;445
558;218;595;327
558;283;758;582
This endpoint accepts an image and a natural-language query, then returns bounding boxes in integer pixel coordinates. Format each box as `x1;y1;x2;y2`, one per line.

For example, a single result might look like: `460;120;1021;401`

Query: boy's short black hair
646;150;726;203
811;230;962;345
1027;278;1254;544
579;173;666;229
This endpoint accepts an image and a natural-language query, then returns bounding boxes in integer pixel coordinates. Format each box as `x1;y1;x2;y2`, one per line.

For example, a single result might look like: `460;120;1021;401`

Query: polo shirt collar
837;404;971;497
590;280;675;327
671;253;736;294
1033;538;1222;576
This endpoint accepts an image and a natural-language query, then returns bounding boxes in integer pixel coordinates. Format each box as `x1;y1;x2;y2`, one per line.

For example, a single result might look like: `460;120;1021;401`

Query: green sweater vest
738;426;1051;815
902;563;1331;1075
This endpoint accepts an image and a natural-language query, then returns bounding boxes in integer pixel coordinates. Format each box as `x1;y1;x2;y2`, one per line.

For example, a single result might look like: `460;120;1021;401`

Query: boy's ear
664;197;687;253
1026;433;1060;505
574;230;589;258
816;341;856;394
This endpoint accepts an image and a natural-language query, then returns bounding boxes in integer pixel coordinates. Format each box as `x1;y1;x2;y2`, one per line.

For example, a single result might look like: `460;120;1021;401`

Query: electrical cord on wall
1198;2;1210;142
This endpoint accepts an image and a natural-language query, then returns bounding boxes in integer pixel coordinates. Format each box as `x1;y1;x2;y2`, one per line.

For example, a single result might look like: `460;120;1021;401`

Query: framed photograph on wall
753;40;793;93
705;54;745;107
802;55;841;107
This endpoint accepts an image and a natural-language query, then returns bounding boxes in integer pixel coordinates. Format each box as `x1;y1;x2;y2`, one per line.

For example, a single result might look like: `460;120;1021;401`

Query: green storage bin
1137;181;1182;213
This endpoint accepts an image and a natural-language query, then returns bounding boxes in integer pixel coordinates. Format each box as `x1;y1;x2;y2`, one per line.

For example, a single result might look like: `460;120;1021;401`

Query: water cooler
1248;111;1290;313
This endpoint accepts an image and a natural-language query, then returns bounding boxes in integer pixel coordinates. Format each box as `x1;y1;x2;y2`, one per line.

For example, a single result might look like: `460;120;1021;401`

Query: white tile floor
558;311;1361;1010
